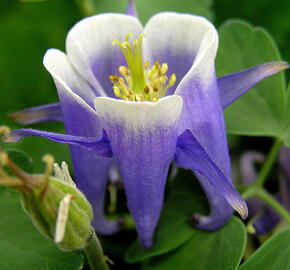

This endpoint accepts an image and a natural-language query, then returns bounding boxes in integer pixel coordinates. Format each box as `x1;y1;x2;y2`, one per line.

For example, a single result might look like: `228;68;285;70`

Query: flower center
110;33;176;102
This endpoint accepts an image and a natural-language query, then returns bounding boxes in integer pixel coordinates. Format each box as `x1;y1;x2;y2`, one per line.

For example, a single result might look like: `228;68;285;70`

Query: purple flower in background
279;147;290;211
240;148;290;234
240;151;265;218
4;9;289;247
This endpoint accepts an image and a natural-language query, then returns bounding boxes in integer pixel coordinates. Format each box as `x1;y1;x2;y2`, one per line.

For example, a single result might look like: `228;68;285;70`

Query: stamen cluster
110;34;176;102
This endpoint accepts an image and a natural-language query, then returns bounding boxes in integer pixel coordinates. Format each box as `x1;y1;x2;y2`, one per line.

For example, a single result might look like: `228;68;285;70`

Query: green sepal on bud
21;173;93;251
0;147;93;251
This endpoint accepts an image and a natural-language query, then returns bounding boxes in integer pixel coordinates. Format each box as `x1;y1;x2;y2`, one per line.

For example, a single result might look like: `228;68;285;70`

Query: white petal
43;49;103;139
94;95;183;132
143;12;218;95
43;49;97;108
44;50;118;235
93;95;183;247
66;14;143;97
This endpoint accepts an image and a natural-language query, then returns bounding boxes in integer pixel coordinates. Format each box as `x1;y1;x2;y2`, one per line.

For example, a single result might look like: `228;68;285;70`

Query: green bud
22;175;92;251
0;152;93;251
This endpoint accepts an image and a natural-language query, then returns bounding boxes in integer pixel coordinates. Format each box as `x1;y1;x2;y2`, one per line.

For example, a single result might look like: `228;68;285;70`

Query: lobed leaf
216;20;287;138
142;217;246;270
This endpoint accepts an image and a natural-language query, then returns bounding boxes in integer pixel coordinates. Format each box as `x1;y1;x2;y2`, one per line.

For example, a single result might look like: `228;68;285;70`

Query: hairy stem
84;230;110;270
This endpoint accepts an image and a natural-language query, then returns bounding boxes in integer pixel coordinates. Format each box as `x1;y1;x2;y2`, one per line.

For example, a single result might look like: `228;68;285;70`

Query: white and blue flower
5;8;288;248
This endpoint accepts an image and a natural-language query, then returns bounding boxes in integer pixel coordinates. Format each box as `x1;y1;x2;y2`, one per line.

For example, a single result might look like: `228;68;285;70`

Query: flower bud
0;151;93;251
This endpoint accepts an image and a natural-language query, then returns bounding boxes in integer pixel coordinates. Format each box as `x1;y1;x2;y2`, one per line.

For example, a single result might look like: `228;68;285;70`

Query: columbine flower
240;149;290;234
4;9;289;247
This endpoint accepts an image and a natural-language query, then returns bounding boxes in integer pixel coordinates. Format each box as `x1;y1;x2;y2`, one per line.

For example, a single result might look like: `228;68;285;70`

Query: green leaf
91;0;214;24
213;0;290;63
125;170;209;263
142;217;246;270
0;187;84;270
239;229;290;270
216;20;287;137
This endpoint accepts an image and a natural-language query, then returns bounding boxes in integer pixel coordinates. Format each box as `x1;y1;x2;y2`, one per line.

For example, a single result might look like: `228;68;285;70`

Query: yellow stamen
110;34;176;102
160;63;168;75
169;74;176;87
118;66;129;76
144;61;150;69
40;154;54;199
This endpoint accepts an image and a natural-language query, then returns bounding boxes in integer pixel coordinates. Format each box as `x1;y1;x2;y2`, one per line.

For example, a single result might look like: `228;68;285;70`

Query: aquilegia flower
240;148;290;234
4;9;289;247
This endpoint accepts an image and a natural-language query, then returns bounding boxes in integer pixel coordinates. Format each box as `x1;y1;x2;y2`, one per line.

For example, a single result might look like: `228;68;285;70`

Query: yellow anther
144;61;150;69
160;63;168;75
119;66;129;76
110;33;177;102
153;85;159;92
109;75;119;82
169;74;176;87
144;86;149;94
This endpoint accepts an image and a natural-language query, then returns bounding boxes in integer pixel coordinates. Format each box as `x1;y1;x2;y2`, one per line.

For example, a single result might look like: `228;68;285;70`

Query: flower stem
242;187;290;225
84;230;110;270
252;138;282;188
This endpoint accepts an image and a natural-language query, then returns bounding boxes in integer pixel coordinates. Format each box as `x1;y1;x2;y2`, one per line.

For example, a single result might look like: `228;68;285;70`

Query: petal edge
175;129;248;219
218;61;289;109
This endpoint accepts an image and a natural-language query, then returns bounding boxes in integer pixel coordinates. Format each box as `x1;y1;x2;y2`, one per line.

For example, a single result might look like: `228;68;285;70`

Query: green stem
252;139;282;188
84;230;110;270
242;187;290;225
